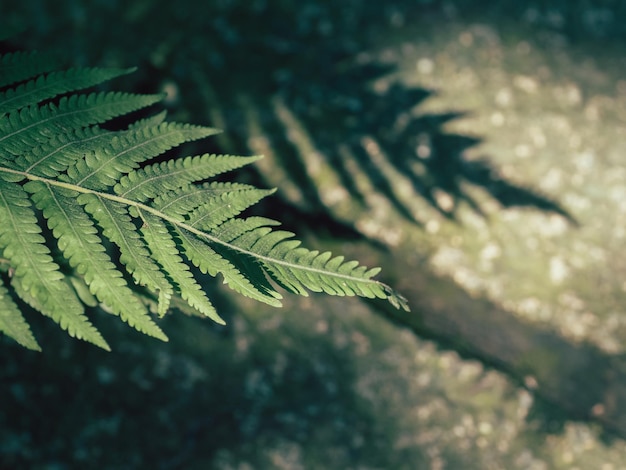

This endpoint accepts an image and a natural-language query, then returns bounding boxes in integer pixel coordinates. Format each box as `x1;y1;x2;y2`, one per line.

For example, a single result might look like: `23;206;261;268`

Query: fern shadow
160;0;599;440
267;63;576;225
165;1;575;228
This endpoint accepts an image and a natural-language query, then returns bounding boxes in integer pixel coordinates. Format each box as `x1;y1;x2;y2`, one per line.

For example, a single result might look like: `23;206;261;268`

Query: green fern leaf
128;110;168;129
0;67;135;114
13;125;111;178
64;122;221;191
24;181;167;341
115;153;260;202
186;187;275;230
175;225;282;307
0;91;162;156
0;48;407;351
140;210;222;323
78;194;174;316
153;182;256;218
0;282;41;351
0;50;58;88
0;180;110;349
211;216;282;241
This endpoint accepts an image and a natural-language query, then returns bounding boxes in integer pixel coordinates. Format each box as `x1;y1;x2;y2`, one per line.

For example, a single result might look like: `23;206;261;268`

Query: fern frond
0;48;407;351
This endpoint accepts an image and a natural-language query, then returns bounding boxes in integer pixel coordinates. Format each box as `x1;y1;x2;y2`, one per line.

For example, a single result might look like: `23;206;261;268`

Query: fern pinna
0;50;408;351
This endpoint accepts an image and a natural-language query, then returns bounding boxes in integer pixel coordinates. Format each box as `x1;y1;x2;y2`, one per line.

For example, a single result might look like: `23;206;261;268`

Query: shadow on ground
156;2;574;227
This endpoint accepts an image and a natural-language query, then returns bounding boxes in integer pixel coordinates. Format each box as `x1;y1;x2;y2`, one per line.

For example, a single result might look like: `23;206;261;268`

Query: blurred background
2;0;626;468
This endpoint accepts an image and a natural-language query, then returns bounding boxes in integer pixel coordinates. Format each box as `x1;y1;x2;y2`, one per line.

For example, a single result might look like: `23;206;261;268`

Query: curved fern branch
0;50;408;351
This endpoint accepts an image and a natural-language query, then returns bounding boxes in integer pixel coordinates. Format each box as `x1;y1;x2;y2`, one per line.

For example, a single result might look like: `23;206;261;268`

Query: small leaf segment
0;50;408;351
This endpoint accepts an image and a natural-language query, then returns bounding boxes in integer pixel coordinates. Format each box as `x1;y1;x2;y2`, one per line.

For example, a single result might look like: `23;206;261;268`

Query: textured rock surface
3;0;626;468
4;292;626;469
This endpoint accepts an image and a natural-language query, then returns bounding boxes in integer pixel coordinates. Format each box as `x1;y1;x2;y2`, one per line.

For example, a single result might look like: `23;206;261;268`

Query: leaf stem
0;165;391;291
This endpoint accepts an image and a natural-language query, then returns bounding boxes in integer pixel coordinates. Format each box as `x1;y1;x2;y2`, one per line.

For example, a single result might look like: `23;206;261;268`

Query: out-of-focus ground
2;1;626;468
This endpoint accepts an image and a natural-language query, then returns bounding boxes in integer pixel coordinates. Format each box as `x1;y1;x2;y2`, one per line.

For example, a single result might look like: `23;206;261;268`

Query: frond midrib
0;165;385;290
